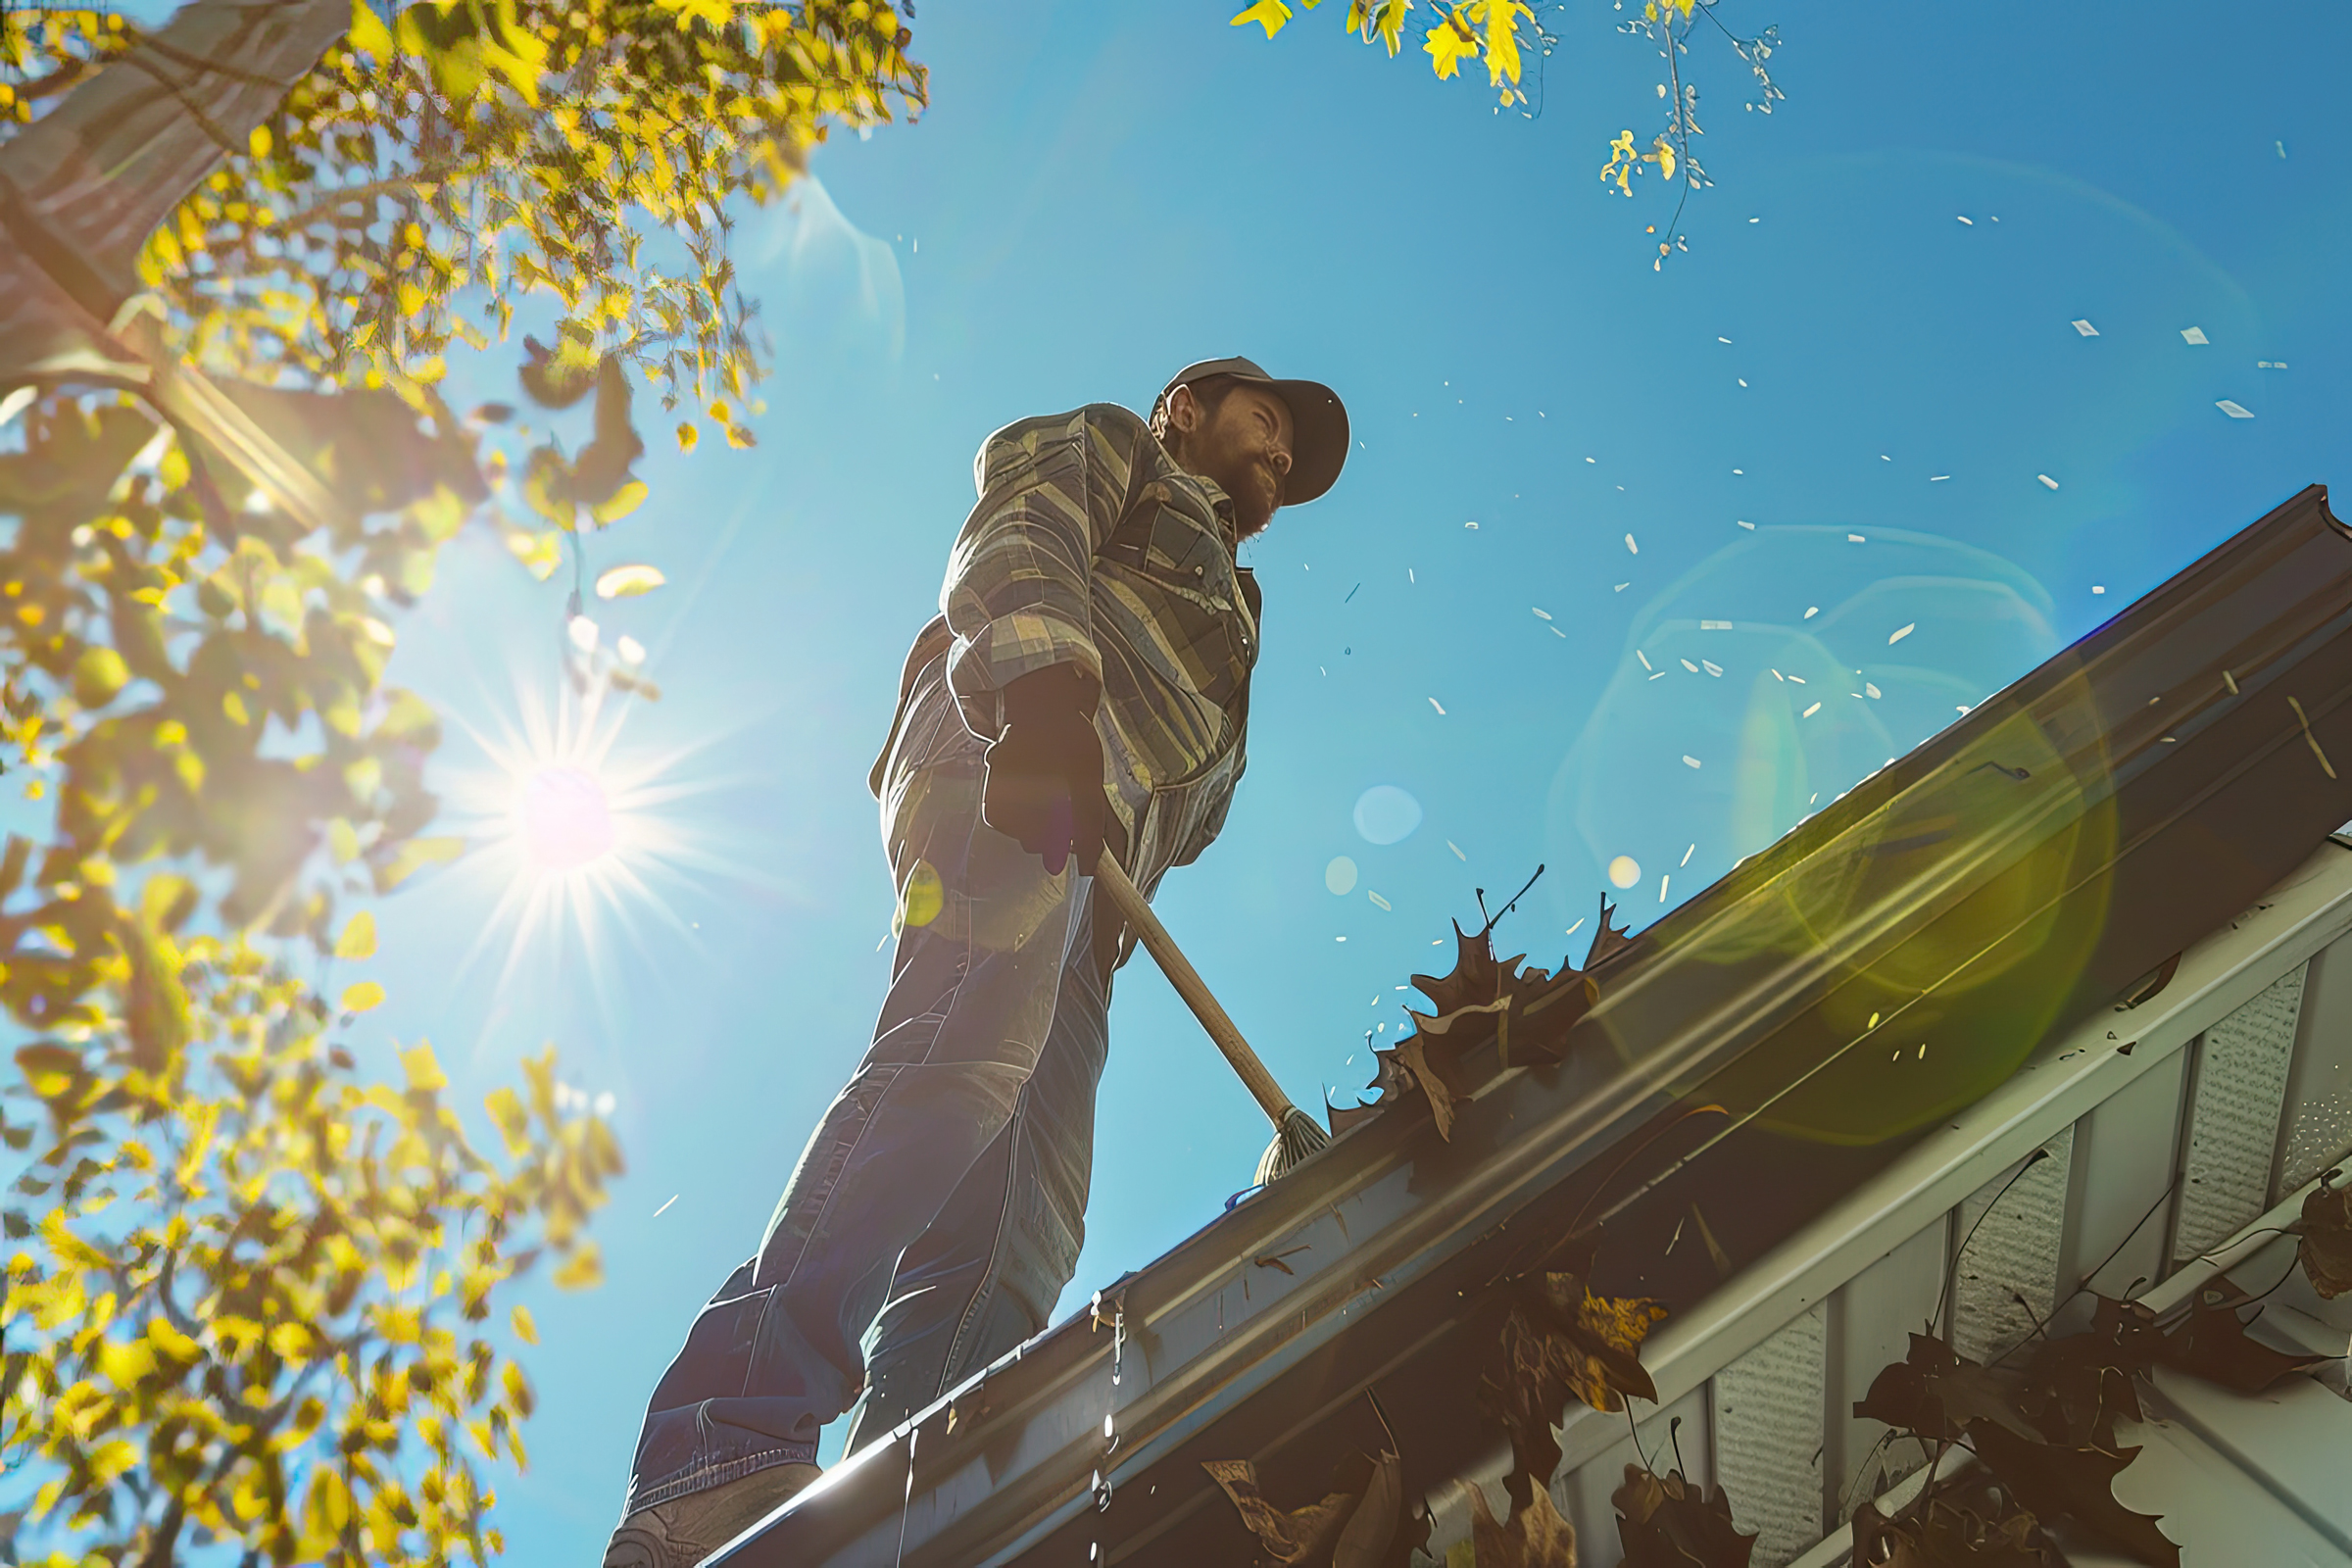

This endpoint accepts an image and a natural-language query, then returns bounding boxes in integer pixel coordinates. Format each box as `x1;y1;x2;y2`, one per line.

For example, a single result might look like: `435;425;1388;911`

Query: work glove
983;663;1108;877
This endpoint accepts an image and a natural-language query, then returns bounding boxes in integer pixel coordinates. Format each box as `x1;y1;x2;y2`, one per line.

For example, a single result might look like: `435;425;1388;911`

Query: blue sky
333;0;2350;1550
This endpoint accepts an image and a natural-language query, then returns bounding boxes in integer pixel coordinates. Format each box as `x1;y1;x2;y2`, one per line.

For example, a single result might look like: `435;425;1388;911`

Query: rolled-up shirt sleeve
941;406;1142;739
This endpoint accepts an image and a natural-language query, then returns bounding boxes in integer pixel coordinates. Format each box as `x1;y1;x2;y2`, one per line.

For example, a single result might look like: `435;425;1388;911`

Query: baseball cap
1153;357;1349;506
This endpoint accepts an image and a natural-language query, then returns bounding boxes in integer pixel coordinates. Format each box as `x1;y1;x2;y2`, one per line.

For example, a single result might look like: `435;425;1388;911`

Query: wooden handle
1092;847;1295;1131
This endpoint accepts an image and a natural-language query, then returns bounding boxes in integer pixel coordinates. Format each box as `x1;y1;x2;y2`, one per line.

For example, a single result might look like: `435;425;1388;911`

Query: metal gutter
721;484;2352;1567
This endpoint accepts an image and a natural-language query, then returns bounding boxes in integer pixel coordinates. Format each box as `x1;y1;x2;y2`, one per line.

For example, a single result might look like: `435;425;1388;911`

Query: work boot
602;1464;821;1568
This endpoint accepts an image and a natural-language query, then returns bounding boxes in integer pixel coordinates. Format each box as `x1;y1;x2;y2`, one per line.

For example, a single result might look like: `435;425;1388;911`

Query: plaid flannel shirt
870;403;1259;891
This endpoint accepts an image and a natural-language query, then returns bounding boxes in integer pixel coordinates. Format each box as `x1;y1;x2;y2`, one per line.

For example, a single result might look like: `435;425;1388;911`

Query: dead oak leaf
1480;1278;1668;1495
1854;1334;2034;1445
2288;1172;2352;1298
2018;1296;2162;1448
1410;920;1509;1017
1967;1420;2179;1568
2155;1288;2331;1395
1850;1497;2042;1568
1584;893;1633;969
1613;1464;1755;1566
1462;1477;1579;1568
1202;1449;1403;1567
1390;1032;1465;1142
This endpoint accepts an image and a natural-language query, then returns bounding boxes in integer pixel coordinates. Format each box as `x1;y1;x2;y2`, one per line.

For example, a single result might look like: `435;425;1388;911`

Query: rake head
1254;1105;1332;1187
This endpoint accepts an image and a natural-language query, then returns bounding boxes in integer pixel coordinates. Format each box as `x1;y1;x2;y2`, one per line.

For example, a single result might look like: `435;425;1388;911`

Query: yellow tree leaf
348;0;394;60
1371;0;1412;54
1423;6;1478;78
1472;0;1528;85
401;1042;448;1093
1651;134;1678;181
674;421;699;452
341;980;386;1013
334;909;377;959
552;1242;603;1290
1231;0;1292;37
595;564;665;599
590;478;649;524
485;1085;532;1156
512;1303;538;1345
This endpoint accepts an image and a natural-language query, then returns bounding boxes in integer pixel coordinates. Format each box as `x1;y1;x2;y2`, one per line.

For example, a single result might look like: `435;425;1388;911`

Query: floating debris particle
2180;326;2209;344
2072;319;2099;336
1889;623;1915;645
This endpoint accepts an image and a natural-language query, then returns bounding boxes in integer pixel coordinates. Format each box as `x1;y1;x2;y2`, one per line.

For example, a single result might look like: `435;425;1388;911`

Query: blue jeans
620;660;1113;1514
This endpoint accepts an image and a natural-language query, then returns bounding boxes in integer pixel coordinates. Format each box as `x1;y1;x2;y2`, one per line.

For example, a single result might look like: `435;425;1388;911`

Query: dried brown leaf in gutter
1613;1464;1756;1566
2154;1286;2333;1394
1852;1334;2035;1445
1201;1447;1404;1567
2288;1169;2352;1298
1462;1476;1580;1567
1368;907;1612;1139
1583;893;1634;969
1410;921;1512;1017
1966;1420;2179;1568
1850;1494;2044;1568
2017;1295;2162;1448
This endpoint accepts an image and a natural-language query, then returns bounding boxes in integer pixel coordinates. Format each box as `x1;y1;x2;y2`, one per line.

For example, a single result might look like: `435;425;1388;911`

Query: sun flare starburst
436;673;720;1000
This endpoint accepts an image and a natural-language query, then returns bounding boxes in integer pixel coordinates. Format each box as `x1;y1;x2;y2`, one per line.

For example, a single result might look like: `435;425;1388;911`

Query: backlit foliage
1;0;925;1559
3;931;622;1564
1227;0;1782;266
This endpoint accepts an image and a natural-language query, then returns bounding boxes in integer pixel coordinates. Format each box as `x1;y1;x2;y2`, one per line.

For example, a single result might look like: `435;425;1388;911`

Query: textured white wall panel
1825;1225;1947;1523
1711;1303;1825;1567
1950;1125;2073;1365
2054;1049;2188;1333
2177;966;2306;1260
2279;937;2352;1199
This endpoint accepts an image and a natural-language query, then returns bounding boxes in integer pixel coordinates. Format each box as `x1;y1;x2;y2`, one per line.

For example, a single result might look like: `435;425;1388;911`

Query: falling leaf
1230;0;1293;38
595;564;666;599
2289;1172;2352;1298
1202;1448;1403;1565
1479;1236;1667;1495
341;980;387;1013
1613;1464;1755;1567
334;910;377;959
1463;1477;1578;1567
1967;1420;2178;1568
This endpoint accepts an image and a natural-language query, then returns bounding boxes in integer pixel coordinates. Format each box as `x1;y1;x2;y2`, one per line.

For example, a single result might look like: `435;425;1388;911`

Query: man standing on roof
604;359;1349;1567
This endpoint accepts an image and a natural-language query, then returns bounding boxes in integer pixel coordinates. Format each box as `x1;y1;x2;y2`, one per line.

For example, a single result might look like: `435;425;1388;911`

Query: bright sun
518;763;618;871
437;668;718;997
